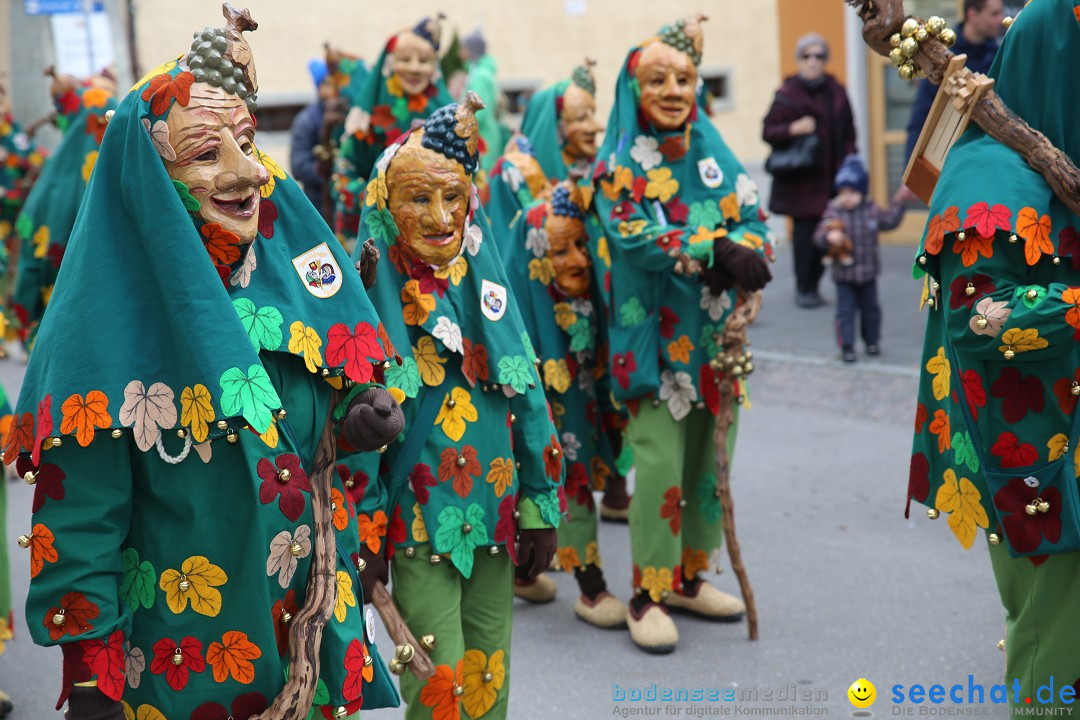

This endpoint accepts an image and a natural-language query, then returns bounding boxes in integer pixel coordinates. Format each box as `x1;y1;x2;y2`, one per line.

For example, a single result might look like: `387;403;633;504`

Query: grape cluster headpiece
656;13;707;66
420;91;485;175
184;3;259;112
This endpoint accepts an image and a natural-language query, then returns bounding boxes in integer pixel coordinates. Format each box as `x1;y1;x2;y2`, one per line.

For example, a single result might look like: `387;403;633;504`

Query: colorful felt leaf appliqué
999;327;1048;355
460;648;505;718
266;525;311;588
1016;207;1053;265
963;202;1011;239
935;469;989;549
4;412;34;464
925;206;960;255
81;630;127;701
60;391;111;447
486;457;514;497
991;431;1039;468
334;571;356;622
180;384;215;443
928;409;951;453
497;355;534;395
436;388;478;442
401;280;437;326
287;321;324;374
970;297;1011;337
200;223;244;265
326;322;382;383
43;591;99;641
257;454;312;522
233;298;284;352
461;338;490;386
27;522;58;578
990;367;1045;423
952;232;994;267
141;72;195;115
159;555;228;617
925;347;951;401
150;635;204;691
206;630;262;684
439;445;481;498
219;365;280;434
119;381;177;452
120;547;157;611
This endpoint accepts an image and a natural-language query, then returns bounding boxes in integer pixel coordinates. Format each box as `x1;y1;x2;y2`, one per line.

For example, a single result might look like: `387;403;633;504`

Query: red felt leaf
82;630;126;701
271;590;299;656
631;176;647;203
17;457;65;512
494;494;519;565
150;635;205;691
699;364;720;415
659;486;683;535
326;322;382;383
410;463;438;505
43;592;99;641
659;135;687;163
990;367;1045;424
961;370;987;422
526;203;548;229
990;432;1039;469
1053;370;1080;414
140;72;195;116
964;201;1012;238
664;197;689;224
612;352;636;391
659;306;680;340
1059;226;1080;271
914;402;928;433
342;639;366;702
908;453;929;504
462;338;490;386
5;411;34;465
257;454;312;522
258;198;278;239
948;273;995;310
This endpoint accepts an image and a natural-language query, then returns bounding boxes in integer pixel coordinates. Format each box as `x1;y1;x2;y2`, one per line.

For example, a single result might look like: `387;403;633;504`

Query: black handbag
764;93;822;177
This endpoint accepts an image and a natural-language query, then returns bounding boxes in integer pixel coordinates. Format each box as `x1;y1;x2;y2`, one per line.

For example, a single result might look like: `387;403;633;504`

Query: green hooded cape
908;0;1080;557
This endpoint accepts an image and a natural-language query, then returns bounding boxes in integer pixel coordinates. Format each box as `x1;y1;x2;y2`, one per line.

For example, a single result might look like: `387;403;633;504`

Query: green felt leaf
567;319;595;353
119;547;156;611
15;213;32;241
1014;285;1047;309
172;180;201;212
952;431;980;473
497;355;533;395
219;364;280;433
367;207;399;244
688;200;722;230
385;357;422;399
699;324;720;357
619;297;647;327
233;298;284;352
535;491;562;527
695;472;722;524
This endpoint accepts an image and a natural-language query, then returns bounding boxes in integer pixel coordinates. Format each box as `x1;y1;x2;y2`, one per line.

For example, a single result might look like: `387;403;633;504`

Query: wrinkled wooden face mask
391;31;438;97
546;214;591;298
163;84;269;244
560;83;602;159
635;41;697;131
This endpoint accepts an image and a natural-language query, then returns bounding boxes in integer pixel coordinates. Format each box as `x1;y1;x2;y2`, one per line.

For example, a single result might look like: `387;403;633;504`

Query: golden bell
103;109;115;123
488;545;499;556
731;365;744;376
1002;16;1014;29
216;420;229;431
52;612;66;626
965;283;975;297
1008;233;1018;244
482;671;494;683
889;32;902;47
926;297;936;309
395;643;415;664
918;255;927;265
49;437;62;449
429;554;442;565
175;428;187;439
996;638;1006;651
1003;349;1016;361
930;280;940;293
988;533;1000;545
178;577;191;592
1025;289;1038;300
926;16;946;35
364;653;373;667
405;547;416;558
420;634;437;651
356;556;367;572
939;28;957;47
1025;502;1038;516
378;445;388;454
1053;256;1062;265
1071;382;1080;396
914;26;929;43
345;478;355;489
320;368;330;377
172;650;184;666
899;37;919;59
446;399;456;409
889;48;905;67
388;659;405;676
278;468;291;483
17;534;32;548
456;455;467;468
289;542;304;557
551;447;561;458
1037;500;1051;514
898;63;916;81
281;610;293;625
926;508;940;520
957;231;966;241
23;471;37;485
226;431;238;444
332;706;349;720
111;429;123;439
277;409;287;420
453;684;465;697
975;317;989;330
901;17;920;37
510;413;517;424
462;522;472;534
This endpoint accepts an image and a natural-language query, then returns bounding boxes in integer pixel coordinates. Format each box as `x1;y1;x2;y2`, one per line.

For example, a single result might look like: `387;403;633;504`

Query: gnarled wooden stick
712;290;762;640
846;0;1080;218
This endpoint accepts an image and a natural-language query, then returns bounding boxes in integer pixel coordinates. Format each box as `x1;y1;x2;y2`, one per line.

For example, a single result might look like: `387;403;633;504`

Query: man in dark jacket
763;34;856;309
290;59;331;223
903;0;1003;162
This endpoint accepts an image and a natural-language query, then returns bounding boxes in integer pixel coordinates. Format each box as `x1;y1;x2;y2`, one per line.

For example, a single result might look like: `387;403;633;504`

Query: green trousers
391;543;513;719
555;489;600;572
988;541;1080;708
624;403;738;600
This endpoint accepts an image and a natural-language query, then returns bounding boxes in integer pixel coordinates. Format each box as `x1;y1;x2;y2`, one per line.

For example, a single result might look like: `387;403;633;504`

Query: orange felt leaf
331;488;349;531
356;511;388;554
140;72;195;116
952;233;993;267
461;338;490;386
929;409;951;454
1064;287;1080;330
200;223;244;265
420;663;463;720
1016;207;1053;265
206;630;262;684
377;322;398;362
43;591;99;641
4;412;34;464
401;280;436;326
28;522;58;578
438;445;481;498
60;391;112;447
925;207;960;255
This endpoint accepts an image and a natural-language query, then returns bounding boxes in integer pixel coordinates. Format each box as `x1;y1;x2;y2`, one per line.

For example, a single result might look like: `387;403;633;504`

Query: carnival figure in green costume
9;70;117;353
502;179;628;628
348;93;563;720
0;381;15;718
592;14;773;653
331;14;453;251
908;0;1080;706
12;6;408;718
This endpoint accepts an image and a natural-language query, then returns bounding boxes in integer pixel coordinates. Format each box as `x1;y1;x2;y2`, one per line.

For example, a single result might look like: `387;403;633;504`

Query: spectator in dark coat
290;59;331;222
763;33;856;309
903;0;1003;163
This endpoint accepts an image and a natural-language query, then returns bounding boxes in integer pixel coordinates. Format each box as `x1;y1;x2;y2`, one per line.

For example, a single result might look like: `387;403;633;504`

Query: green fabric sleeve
594;190;678;273
509;380;563;527
515;496;553;530
25;438;134;648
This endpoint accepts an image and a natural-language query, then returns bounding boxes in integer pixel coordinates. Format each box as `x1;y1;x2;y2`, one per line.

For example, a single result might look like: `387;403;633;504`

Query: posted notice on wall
48;2;113;78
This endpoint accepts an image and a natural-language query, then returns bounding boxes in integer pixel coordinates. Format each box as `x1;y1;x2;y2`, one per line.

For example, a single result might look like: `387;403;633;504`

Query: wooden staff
846;0;1080;218
710;290;762;641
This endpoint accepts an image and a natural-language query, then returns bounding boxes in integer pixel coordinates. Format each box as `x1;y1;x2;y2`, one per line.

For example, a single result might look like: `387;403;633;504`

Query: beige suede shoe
514;573;558;604
665;581;745;621
627;602;678;653
599;501;630;523
574;592;628;628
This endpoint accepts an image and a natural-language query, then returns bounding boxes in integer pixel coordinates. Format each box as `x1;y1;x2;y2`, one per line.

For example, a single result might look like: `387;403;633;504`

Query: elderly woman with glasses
763;32;857;310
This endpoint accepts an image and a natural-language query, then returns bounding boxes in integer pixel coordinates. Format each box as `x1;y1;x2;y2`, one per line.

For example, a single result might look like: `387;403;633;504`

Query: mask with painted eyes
635;40;698;131
546;213;591;298
162;83;270;244
560;83;602;160
390;31;439;97
386;131;469;266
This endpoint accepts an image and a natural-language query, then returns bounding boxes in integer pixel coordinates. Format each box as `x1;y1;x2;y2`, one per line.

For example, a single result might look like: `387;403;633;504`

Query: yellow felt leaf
925;346;950;401
586;540;601;566
528;257;555;285
136;705;167;720
935;469;988;550
719;193;740;223
644;167;679;203
33;225;49;259
260;416;279;448
486;457;515;497
412;503;428;542
1000;327;1048;354
542;358;572;393
434;256;469;286
596;234;611;267
553;303;577;331
618;219;648;238
461;649;505;718
81;150;98;182
388;387;406;405
334;570;356;622
413;336;447;386
402;279;437;326
180;384;215;443
256;148;286;198
287;321;324;374
365;175;388;208
435;387;478;442
667;335;694;365
1048;433;1069;462
159;555;228;617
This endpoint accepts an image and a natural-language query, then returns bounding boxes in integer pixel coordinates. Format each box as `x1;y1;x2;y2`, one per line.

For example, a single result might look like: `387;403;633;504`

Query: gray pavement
1;242;1009;719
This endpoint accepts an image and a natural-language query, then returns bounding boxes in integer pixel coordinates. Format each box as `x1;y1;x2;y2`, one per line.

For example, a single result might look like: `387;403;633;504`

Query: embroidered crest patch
292;242;341;299
480;279;508;322
697;157;724;189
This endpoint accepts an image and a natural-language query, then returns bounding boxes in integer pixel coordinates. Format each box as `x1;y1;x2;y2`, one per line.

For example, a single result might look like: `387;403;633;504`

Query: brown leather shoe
627;601;678;653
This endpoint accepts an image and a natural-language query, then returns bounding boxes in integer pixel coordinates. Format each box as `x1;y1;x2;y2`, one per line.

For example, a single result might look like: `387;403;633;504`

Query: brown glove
356;544;389;601
65;687;125;720
515;528;557;578
704;239;772;294
354;238;380;290
342;387;405;452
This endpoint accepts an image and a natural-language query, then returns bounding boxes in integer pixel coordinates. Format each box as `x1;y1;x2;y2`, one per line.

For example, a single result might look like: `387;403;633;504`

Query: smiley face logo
848;678;876;709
